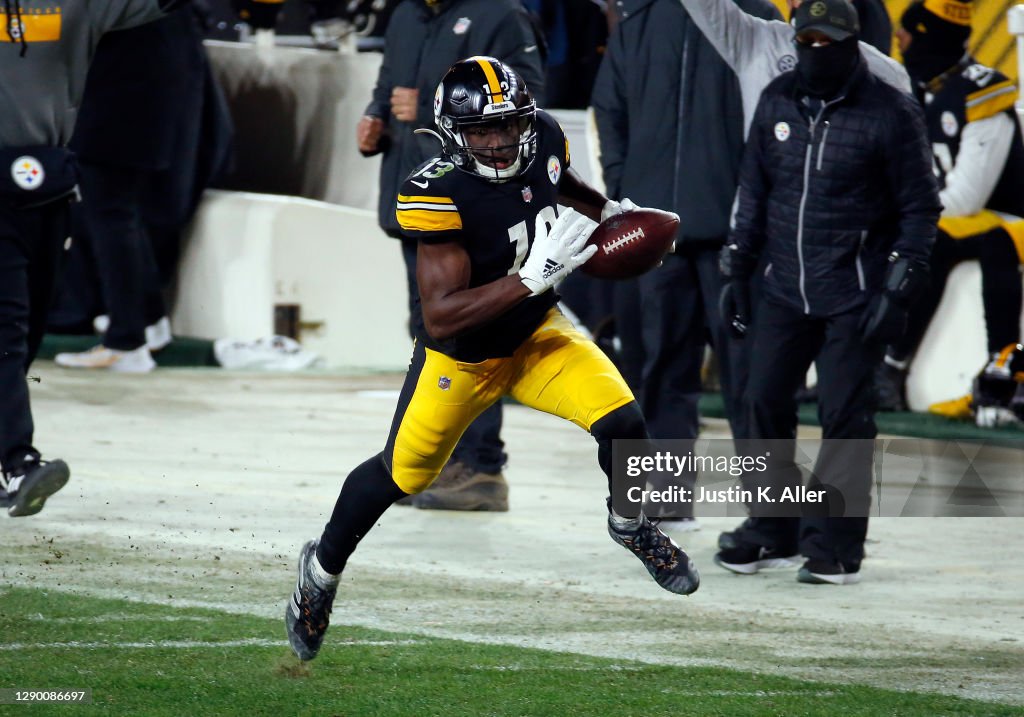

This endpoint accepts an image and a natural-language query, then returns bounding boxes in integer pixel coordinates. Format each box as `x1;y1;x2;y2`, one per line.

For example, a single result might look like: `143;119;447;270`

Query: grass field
2;587;1019;717
5;367;1024;715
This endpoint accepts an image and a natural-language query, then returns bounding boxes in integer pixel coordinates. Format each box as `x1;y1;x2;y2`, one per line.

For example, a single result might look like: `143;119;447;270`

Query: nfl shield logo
453;17;471;34
438;376;451;391
522;186;533;203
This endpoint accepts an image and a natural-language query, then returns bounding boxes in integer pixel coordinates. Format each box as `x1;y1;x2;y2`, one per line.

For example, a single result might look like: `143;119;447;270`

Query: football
581;208;680;279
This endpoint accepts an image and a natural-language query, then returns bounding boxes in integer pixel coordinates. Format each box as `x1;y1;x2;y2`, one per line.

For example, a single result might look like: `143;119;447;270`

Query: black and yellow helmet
433;56;537;182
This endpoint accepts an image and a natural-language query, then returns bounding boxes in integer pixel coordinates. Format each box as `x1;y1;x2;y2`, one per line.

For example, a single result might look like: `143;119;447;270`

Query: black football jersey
396;110;573;362
924;61;1024;216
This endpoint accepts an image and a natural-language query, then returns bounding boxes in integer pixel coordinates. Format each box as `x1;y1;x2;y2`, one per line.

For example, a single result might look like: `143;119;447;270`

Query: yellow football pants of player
384;308;636;494
939;210;1024;263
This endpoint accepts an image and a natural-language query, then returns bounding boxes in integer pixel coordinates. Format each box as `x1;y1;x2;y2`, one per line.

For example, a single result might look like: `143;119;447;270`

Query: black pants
739;297;880;569
75;161;166;351
0;198;69;471
891;227;1022;360
399;237;506;474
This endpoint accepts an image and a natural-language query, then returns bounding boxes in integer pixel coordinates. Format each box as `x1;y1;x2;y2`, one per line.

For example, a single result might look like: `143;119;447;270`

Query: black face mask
795;36;860;99
901;42;963;87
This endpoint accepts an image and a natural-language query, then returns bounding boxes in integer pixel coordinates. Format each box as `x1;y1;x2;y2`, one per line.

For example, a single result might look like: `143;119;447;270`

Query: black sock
316;452;407;575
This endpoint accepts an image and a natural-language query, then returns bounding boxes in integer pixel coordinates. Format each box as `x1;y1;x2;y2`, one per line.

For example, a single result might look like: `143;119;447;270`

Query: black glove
718;243;758;339
859;253;929;344
719;280;751;338
232;0;285;29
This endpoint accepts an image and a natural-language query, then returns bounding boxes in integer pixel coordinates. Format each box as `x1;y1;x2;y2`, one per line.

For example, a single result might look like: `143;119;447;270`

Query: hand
719;280;751;339
390;87;419;122
519;209;599;296
357;115;384;153
859;293;908;344
232;0;285;29
859;253;928;344
601;197;638;222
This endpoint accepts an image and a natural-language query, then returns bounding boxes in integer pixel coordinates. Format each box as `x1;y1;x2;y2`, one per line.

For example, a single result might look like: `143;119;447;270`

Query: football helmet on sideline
432;56;538;182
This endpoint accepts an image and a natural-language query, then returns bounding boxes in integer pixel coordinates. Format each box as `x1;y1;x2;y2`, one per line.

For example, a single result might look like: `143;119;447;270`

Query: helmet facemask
440;110;536;181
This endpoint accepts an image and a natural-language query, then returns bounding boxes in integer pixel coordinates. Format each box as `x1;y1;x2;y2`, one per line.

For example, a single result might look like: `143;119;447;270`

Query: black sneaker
797;559;861;585
4;458;70;518
717;517;755;551
285;540;338;661
713;543;799;575
608;515;700;595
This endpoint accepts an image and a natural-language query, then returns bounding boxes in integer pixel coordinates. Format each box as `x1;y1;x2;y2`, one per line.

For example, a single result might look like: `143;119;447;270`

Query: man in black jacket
716;0;941;584
591;0;780;524
355;0;544;512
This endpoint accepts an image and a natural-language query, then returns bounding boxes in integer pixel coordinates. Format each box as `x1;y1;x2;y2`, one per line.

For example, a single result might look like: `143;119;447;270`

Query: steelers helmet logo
774;122;791;142
809;1;827;17
547;156;561;185
11;156;44;191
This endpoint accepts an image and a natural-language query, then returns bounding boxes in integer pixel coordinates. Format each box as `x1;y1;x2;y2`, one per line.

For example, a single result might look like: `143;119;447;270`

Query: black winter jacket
363;0;544;236
591;0;780;243
730;58;941;317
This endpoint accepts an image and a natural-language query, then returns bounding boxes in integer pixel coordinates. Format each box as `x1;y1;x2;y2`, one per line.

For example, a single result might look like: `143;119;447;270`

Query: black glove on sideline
860;253;929;344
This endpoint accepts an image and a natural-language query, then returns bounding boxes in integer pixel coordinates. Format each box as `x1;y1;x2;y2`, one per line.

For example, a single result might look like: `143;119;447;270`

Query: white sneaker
55;345;156;373
92;315;172;352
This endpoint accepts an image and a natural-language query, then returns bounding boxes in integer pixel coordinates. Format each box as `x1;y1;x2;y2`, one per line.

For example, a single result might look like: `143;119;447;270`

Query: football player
876;0;1024;420
285;57;699;661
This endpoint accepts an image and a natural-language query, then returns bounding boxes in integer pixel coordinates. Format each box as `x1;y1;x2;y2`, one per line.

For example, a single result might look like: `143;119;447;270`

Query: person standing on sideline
355;0;545;512
874;0;1024;419
53;8;211;374
715;0;941;584
676;0;910;135
591;0;780;527
286;58;698;662
0;0;190;516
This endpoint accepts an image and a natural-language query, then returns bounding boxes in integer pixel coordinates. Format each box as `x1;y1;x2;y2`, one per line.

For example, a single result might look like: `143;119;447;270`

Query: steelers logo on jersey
546;155;561;185
940;111;958;138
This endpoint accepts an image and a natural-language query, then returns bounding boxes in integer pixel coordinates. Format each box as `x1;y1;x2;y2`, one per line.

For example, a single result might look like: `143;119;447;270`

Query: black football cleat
285;540;337;661
608;514;700;595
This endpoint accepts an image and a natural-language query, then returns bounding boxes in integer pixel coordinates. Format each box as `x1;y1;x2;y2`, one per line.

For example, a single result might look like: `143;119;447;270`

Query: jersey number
506;205;558;275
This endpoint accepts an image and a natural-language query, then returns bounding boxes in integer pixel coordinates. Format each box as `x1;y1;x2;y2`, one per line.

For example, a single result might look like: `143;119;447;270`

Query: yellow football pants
383;309;636;494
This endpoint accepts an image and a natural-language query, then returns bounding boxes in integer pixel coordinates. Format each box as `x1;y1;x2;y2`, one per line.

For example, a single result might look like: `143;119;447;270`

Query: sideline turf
0;588;1016;717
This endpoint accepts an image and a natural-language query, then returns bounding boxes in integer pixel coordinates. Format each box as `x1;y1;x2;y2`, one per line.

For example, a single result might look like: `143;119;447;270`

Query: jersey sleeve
395;179;464;245
965;75;1017;123
535;110;570;170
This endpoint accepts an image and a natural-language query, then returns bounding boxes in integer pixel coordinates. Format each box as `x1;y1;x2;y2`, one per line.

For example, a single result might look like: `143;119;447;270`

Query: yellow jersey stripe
965;81;1017;123
397;194;454;205
0;9;61;42
476;58;504;104
938;210;1004;239
396;208;463;232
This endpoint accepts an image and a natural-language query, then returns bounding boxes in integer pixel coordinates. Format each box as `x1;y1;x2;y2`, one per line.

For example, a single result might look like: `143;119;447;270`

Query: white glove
519;209;599;296
600;197;638;222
